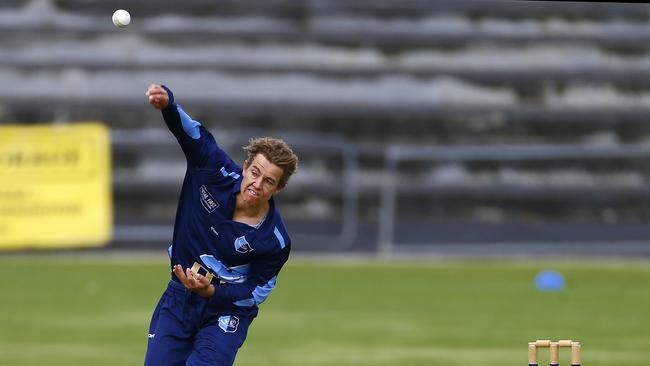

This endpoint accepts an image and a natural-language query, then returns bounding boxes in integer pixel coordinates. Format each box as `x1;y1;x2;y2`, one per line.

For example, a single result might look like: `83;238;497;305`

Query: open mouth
247;188;259;198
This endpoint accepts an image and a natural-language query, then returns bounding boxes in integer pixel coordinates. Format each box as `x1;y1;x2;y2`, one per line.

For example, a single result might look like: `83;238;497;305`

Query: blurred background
2;1;650;365
3;0;650;255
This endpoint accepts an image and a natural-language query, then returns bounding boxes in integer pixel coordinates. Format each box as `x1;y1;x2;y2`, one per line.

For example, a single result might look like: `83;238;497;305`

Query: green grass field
1;254;649;366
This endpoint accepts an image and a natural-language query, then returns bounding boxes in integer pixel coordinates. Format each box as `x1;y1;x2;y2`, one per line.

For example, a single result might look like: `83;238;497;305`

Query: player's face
240;154;285;206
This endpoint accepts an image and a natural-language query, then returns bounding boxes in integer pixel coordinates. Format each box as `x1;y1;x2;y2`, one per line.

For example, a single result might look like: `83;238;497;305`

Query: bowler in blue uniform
144;84;298;366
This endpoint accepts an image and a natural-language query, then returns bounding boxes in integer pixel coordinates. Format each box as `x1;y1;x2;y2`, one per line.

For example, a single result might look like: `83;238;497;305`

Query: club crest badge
218;315;239;333
234;236;254;253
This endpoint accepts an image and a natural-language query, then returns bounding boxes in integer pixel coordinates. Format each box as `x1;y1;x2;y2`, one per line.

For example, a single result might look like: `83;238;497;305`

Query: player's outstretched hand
146;84;169;109
172;264;215;298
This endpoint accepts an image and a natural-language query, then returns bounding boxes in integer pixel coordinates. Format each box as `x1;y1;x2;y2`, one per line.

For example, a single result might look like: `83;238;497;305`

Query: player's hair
243;137;298;187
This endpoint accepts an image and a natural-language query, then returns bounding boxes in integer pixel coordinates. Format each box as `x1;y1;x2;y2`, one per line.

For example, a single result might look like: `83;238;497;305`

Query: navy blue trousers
144;281;252;366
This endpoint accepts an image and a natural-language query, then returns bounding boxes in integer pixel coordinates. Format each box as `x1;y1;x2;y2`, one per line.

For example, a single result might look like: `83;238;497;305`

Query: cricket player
143;84;298;366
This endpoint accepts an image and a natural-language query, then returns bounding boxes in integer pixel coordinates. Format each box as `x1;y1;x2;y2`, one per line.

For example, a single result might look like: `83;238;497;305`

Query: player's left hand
172;264;215;298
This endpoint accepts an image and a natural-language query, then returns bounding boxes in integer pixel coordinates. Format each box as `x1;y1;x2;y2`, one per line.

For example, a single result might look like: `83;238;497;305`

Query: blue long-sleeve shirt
160;86;291;318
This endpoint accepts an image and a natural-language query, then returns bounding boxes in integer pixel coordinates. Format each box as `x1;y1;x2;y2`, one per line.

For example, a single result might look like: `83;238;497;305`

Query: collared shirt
160;87;291;318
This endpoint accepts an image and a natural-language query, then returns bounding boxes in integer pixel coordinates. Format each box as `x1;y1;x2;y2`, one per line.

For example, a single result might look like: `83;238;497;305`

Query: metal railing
378;143;650;256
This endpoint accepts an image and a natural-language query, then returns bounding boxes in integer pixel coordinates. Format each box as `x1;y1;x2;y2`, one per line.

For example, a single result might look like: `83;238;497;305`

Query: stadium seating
3;0;650;253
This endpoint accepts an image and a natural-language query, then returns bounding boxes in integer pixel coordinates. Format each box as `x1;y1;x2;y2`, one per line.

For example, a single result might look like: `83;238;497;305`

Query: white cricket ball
112;9;131;28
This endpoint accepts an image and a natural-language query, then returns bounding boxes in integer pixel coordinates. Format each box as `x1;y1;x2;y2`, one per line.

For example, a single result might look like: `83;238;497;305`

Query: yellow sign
0;123;112;249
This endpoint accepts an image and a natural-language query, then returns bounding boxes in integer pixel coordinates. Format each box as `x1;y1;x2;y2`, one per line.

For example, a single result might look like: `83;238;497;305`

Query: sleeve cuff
161;84;175;106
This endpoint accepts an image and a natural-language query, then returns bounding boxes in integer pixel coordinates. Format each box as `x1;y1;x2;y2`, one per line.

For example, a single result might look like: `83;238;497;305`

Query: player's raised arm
145;83;230;168
146;84;189;138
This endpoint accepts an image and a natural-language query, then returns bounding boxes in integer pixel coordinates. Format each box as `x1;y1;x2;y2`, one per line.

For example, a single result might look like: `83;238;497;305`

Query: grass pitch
0;254;649;366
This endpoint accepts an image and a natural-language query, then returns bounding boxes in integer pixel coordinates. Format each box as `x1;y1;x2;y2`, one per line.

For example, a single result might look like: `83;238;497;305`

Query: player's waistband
167;279;188;294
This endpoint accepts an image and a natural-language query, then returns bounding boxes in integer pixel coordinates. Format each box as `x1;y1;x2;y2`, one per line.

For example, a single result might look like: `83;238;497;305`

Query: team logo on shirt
234;236;254;253
218;315;239;333
200;185;219;213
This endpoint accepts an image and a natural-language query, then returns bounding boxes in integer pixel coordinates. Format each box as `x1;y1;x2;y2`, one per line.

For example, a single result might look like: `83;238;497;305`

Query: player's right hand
146;84;169;109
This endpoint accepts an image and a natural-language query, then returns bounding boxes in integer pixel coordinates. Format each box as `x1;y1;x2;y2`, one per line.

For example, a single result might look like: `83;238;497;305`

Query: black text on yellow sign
0;123;112;249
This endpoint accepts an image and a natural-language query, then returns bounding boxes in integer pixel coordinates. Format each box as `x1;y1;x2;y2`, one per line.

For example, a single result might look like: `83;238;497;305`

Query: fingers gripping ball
112;9;131;28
